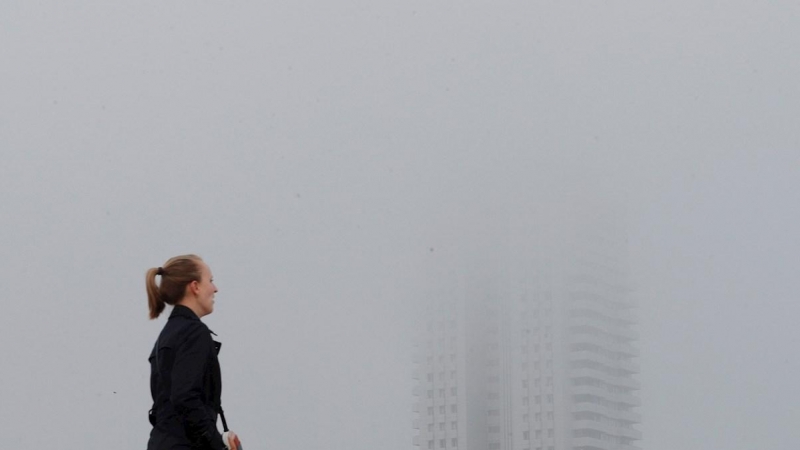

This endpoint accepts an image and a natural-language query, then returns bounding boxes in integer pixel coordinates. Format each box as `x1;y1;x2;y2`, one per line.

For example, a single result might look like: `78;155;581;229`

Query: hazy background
1;1;799;449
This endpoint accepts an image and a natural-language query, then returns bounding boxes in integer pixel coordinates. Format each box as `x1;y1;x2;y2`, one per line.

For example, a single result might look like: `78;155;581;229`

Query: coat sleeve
170;324;226;450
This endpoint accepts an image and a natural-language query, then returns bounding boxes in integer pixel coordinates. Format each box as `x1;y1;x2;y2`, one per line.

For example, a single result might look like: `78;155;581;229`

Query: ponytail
146;267;165;319
145;255;203;319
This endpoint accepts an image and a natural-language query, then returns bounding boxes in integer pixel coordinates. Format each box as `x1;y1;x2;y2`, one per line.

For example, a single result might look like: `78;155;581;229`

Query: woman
146;254;242;450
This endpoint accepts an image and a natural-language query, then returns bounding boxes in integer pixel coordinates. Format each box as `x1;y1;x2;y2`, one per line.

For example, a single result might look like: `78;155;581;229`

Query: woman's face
195;262;218;316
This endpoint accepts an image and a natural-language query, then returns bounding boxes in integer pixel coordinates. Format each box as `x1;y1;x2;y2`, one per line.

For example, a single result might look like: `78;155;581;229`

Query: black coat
147;305;226;450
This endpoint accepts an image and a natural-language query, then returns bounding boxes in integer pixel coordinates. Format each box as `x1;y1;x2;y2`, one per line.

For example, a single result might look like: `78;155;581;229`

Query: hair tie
156;267;164;276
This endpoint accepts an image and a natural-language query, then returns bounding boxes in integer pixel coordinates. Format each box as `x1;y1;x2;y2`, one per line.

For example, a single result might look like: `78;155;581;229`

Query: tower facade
412;209;641;450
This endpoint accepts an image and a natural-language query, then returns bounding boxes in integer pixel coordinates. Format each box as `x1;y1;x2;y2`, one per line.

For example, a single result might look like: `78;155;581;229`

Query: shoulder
178;317;211;339
176;319;215;351
160;314;211;346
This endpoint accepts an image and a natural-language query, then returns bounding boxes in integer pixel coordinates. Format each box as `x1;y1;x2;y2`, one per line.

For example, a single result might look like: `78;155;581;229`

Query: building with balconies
412;205;641;450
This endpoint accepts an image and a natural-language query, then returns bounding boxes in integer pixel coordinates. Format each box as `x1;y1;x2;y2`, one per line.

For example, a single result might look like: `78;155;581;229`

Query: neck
177;298;205;318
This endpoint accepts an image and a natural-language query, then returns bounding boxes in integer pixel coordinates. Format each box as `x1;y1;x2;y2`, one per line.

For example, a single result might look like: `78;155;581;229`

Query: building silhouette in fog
412;204;641;450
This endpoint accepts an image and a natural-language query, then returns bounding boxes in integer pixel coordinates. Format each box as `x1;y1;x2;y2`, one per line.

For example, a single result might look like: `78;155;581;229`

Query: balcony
570;355;639;377
568;367;641;390
571;386;640;407
569;350;619;368
614;343;639;358
571;436;612;450
572;402;642;425
572;419;611;434
572;436;640;450
570;318;639;341
617;426;642;440
619;444;642;450
573;421;640;440
614;392;641;407
572;385;609;398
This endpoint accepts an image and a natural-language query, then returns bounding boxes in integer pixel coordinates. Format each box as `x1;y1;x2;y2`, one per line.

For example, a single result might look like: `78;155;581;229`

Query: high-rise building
412;207;641;450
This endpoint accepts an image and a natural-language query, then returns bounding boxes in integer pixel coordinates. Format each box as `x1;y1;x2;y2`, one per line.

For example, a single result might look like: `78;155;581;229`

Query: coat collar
170;304;221;346
169;304;201;321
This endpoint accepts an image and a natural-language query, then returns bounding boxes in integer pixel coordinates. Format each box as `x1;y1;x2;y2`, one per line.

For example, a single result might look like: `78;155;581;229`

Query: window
547;412;553;421
428;424;433;432
439;388;445;398
451;421;457;430
523;431;530;440
439;422;445;431
428;407;434;415
451;404;458;413
522;379;528;388
535;395;541;404
547;395;553;404
427;373;434;382
439;406;445;414
451;387;457;396
428;441;433;450
451;438;457;448
427;390;433;399
439;439;445;448
547;429;553;438
535;430;541;439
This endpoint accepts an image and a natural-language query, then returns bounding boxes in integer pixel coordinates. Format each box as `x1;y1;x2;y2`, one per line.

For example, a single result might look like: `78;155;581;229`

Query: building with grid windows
412;206;641;450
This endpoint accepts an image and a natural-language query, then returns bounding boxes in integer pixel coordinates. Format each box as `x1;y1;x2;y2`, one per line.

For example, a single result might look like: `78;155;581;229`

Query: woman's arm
171;324;226;450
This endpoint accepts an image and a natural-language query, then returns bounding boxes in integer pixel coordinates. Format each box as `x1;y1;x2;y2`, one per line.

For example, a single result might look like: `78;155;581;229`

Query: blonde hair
145;254;204;319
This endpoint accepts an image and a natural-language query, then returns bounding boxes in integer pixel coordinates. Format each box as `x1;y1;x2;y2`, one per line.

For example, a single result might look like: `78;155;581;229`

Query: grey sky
2;1;799;449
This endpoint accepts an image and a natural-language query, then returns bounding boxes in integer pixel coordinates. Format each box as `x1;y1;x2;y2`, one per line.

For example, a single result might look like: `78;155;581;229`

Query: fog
1;1;799;449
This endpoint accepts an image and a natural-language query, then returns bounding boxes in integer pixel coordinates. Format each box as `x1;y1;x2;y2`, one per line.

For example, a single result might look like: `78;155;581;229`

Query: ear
188;280;200;296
